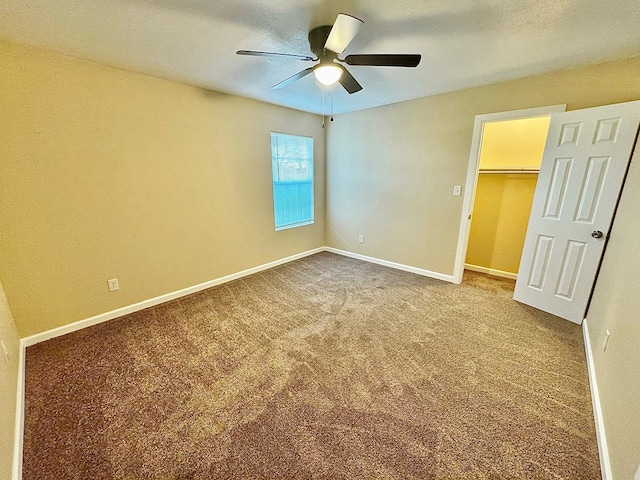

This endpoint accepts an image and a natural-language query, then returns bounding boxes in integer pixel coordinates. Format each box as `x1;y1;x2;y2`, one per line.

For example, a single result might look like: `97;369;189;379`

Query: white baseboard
22;246;453;347
12;340;25;480
464;263;517;280
325;247;455;283
582;319;612;480
22;247;325;347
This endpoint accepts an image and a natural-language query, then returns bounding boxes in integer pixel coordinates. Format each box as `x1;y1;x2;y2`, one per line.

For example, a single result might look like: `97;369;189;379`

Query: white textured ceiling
1;0;639;115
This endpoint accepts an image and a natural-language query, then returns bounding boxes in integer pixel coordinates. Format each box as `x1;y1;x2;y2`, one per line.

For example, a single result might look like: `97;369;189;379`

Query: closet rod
479;168;539;174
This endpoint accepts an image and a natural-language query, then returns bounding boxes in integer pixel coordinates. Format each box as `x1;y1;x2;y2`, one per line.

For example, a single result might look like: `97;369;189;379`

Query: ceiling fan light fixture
314;64;342;86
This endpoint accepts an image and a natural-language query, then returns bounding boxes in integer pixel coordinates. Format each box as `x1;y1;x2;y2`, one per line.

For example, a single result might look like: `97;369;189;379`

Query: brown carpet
23;252;600;479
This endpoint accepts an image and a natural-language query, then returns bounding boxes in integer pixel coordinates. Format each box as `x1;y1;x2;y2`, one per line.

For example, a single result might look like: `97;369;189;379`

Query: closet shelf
479;168;539;174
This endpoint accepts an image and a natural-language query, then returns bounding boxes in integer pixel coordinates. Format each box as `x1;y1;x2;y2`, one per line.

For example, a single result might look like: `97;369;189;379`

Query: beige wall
0;40;325;337
586;147;640;480
0;281;20;480
466;116;549;274
326;56;640;275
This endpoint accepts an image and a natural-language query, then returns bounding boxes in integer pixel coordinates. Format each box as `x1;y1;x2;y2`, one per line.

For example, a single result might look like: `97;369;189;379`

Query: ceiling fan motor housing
308;25;336;60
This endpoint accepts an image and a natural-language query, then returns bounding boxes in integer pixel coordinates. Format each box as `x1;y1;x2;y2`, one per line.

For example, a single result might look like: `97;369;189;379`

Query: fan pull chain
322;85;325;128
331;92;334;122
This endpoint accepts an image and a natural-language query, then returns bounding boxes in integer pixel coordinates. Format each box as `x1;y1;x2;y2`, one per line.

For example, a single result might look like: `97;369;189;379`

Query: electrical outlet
1;340;8;363
602;330;610;351
108;278;120;292
358;234;364;243
453;185;462;196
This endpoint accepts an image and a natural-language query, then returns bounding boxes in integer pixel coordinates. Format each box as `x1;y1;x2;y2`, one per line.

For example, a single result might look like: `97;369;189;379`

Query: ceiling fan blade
272;67;315;89
324;13;364;54
237;50;314;61
342;54;422;67
338;66;363;94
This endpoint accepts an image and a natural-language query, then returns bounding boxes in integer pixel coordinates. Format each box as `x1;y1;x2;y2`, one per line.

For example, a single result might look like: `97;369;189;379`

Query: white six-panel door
514;101;640;324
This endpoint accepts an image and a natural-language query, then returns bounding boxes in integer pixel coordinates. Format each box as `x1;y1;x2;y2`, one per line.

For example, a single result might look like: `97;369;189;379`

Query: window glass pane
271;133;314;230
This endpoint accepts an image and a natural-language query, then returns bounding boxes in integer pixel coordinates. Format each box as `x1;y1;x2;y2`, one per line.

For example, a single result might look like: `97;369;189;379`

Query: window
271;132;314;230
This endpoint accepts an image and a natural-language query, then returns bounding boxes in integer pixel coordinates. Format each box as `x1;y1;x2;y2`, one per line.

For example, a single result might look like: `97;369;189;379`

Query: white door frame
452;104;567;284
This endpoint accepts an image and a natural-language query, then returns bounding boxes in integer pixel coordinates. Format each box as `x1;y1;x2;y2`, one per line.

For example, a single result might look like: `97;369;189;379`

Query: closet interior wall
465;116;551;278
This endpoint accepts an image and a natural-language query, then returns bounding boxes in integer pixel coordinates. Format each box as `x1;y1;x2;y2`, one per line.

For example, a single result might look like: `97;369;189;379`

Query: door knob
591;230;604;239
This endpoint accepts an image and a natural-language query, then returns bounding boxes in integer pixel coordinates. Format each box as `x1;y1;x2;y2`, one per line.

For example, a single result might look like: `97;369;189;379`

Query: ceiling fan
237;13;421;94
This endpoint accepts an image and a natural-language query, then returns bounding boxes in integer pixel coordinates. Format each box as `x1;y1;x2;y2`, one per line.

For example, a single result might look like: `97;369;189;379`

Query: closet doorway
452;105;567;284
465;116;550;279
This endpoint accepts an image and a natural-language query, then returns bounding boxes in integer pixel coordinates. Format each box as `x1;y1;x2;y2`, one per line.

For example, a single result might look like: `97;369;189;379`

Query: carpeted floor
23;252;600;479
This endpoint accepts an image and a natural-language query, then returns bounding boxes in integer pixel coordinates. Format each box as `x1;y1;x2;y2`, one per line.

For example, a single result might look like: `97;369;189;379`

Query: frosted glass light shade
314;65;342;86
